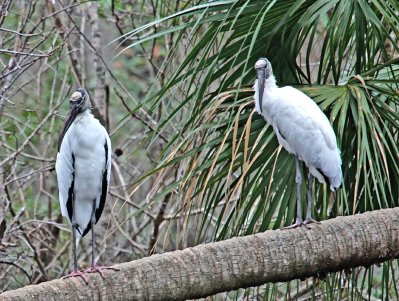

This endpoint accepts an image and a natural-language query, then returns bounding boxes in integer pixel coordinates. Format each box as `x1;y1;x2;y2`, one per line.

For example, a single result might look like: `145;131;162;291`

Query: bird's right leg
304;172;320;225
62;195;89;284
282;157;308;229
83;199;119;278
72;221;78;271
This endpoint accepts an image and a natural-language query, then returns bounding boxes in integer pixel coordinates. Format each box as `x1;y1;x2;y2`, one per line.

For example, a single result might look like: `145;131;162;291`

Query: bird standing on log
56;88;116;282
253;58;342;228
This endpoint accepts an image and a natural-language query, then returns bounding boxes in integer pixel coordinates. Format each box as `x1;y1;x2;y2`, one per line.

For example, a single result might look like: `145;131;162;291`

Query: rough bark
1;208;399;301
87;2;108;128
47;1;82;85
0;166;7;241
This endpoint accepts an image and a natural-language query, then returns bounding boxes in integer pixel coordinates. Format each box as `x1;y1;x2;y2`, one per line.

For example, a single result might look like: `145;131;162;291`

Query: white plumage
254;58;342;227
56;88;113;279
56;110;111;235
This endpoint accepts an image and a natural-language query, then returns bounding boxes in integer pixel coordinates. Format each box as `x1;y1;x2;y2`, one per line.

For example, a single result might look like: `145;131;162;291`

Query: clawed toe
62;266;119;284
281;218;310;230
62;270;89;284
83;266;119;279
304;217;320;225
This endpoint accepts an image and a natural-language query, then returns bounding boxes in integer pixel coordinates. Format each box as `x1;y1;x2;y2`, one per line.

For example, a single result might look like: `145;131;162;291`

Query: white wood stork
56;88;116;281
253;58;342;228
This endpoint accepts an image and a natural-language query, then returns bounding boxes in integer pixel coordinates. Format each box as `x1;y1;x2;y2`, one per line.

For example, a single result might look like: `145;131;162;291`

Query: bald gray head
254;58;268;69
254;58;273;114
69;88;91;113
58;88;91;151
254;58;272;80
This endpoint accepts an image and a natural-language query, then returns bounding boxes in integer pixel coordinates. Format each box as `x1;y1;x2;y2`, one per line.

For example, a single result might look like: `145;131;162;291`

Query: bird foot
62;269;89;285
281;218;310;230
304;217;320;225
83;265;120;279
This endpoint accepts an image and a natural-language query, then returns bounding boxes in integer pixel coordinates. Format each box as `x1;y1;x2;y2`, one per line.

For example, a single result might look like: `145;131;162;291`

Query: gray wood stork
56;88;116;282
253;58;342;228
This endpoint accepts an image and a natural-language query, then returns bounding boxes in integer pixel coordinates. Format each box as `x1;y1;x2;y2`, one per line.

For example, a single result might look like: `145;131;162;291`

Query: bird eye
69;97;83;107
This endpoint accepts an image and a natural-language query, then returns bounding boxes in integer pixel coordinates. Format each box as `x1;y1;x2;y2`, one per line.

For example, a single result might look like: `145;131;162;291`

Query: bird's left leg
283;157;308;229
83;199;119;278
304;172;320;225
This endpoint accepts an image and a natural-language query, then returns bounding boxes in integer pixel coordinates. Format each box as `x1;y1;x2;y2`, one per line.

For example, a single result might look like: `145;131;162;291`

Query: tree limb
1;207;399;300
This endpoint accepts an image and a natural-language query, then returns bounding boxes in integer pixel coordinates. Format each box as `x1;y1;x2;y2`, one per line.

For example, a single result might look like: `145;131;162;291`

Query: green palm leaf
122;0;399;299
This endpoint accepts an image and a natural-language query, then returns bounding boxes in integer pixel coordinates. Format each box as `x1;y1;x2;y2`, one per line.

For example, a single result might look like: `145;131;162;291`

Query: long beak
256;68;266;113
58;105;79;151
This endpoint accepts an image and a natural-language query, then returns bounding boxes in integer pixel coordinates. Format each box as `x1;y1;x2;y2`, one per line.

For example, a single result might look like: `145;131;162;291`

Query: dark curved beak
58;102;80;151
256;68;266;113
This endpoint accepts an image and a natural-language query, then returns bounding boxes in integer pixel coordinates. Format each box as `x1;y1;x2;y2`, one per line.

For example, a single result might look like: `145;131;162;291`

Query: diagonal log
1;208;399;301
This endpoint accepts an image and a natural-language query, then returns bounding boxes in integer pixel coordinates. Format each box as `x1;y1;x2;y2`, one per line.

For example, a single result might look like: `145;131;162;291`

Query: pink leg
62;270;89;284
304;217;321;225
83;265;120;279
281;217;310;230
79;204;119;280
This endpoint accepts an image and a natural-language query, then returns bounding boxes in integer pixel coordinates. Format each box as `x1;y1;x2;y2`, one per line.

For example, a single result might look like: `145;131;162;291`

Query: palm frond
122;0;399;298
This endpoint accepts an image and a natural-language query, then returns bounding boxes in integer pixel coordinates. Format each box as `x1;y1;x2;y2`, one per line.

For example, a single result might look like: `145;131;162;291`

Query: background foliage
1;0;399;300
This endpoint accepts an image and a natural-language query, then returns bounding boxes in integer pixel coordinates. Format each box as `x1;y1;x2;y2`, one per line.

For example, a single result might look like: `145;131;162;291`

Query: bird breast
66;114;107;224
68;115;106;188
260;86;342;188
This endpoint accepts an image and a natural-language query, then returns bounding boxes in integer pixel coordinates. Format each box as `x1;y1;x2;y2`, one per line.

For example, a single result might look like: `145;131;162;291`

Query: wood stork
253;58;342;228
56;88;116;281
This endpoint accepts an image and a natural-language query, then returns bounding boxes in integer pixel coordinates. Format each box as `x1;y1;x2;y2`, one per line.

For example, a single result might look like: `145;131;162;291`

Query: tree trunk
0;166;7;241
1;208;399;301
87;2;108;129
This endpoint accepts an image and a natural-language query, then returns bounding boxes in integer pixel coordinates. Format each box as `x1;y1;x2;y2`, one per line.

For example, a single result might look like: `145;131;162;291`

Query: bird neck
265;75;277;90
58;109;91;151
77;109;91;118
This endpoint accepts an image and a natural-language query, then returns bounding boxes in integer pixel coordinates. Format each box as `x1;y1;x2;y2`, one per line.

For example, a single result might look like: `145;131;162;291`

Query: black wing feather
66;153;75;223
316;167;331;189
95;140;108;221
81;140;109;237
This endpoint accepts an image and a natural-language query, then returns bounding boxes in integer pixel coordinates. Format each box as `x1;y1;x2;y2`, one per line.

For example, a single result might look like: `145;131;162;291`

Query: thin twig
0;96;65;167
148;192;171;255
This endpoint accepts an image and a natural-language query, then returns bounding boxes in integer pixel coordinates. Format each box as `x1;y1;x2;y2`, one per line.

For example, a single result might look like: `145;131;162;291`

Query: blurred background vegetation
0;0;399;300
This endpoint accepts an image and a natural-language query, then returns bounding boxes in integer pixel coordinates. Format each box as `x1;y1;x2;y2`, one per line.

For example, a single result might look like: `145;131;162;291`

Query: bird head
254;58;272;114
69;88;90;114
58;88;90;151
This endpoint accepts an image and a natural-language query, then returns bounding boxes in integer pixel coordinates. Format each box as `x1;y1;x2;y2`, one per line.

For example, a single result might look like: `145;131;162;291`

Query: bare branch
1;208;399;300
0;49;51;57
0;100;65;168
148;192;171;255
